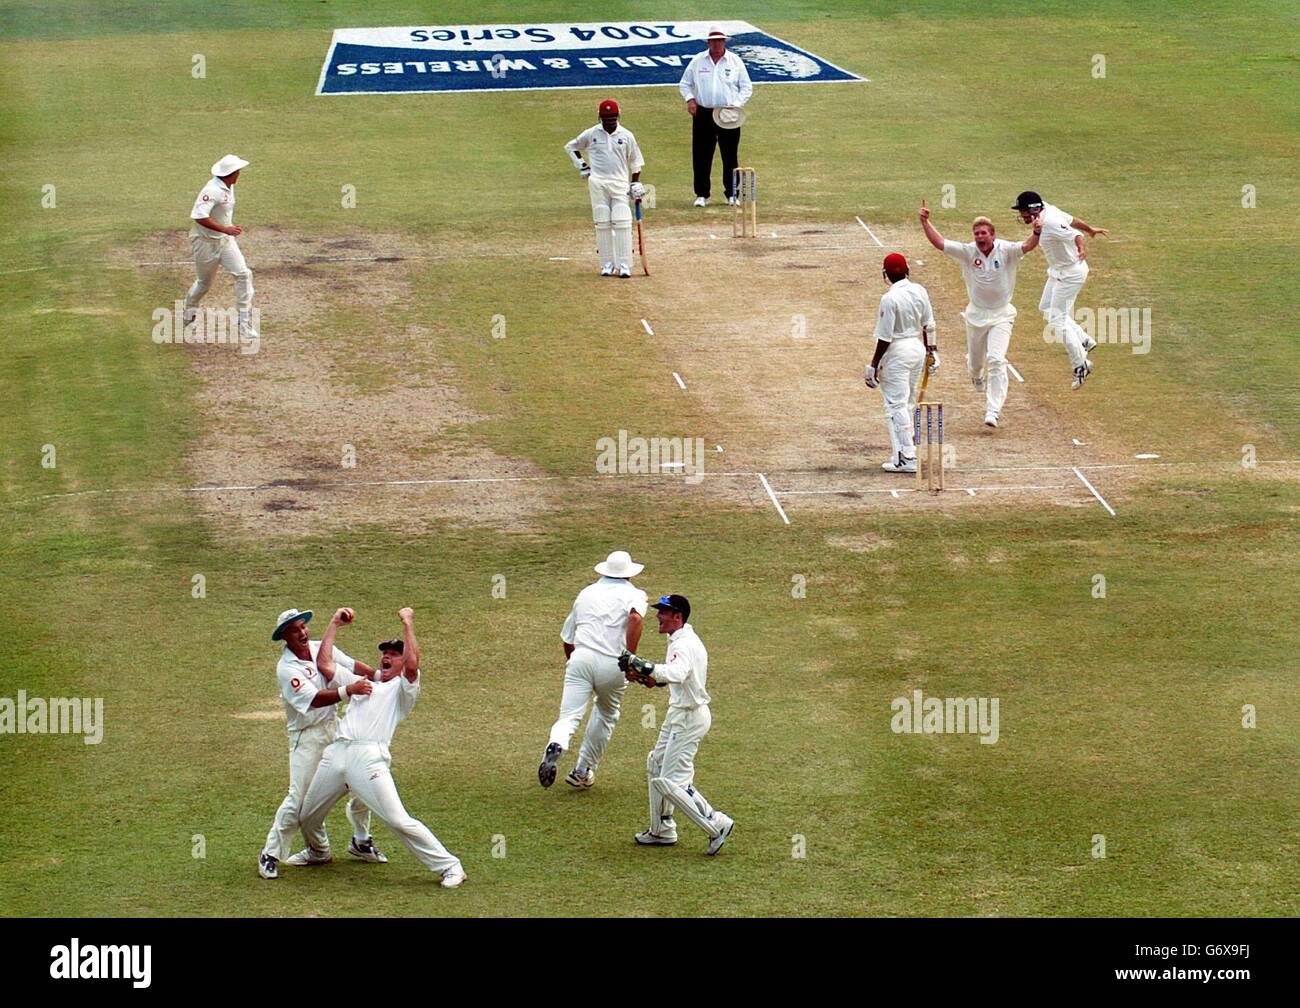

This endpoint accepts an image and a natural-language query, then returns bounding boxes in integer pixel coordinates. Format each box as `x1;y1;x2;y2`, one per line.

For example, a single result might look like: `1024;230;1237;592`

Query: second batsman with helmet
564;99;646;278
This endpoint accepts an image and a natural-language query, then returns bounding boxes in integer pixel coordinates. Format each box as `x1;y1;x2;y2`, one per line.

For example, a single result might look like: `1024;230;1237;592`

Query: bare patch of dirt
128;227;553;539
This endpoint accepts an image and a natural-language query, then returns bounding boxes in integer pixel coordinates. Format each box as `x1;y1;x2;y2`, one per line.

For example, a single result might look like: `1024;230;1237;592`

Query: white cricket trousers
588;175;633;273
965;315;1014;417
548;647;626;774
298;740;462;877
185;233;254;314
647;704;724;839
1039;264;1089;369
261;719;370;861
879;336;927;459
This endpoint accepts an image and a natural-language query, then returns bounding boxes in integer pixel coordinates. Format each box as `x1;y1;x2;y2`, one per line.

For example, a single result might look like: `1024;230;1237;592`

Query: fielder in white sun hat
211;153;250;178
594;550;645;578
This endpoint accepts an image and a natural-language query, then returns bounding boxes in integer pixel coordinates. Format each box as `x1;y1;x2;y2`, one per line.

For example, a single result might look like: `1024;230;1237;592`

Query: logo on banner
317;21;867;95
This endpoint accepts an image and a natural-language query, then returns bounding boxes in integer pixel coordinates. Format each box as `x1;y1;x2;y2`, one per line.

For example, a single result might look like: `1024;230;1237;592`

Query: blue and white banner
317;20;866;95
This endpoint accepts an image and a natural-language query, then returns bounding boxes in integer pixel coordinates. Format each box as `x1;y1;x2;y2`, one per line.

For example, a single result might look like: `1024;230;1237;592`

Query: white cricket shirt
652;623;711;710
564;124;644;184
942;238;1025;326
276;641;357;732
335;669;420;746
189;177;235;240
561;576;649;657
1037;202;1085;276
874;278;936;343
678;50;753;108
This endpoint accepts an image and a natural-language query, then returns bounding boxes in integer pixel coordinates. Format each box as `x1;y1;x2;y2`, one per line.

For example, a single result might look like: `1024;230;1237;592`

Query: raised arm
918;200;945;251
398;607;420;682
1021;215;1043;254
309;607;371;707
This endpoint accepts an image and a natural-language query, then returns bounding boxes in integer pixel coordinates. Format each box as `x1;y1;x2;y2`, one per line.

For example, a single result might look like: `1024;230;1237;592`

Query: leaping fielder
539;551;648;789
621;594;734;855
1012;191;1109;389
864;253;938;473
919;201;1041;428
297;607;467;889
564;100;646;278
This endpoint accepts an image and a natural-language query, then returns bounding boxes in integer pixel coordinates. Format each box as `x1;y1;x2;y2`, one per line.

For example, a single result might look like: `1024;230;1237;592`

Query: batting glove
927;352;940;375
864;364;879;389
629;182;646;201
579;164;592;179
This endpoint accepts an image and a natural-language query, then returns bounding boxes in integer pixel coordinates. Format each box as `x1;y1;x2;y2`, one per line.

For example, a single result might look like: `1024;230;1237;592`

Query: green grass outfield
1;1;1297;916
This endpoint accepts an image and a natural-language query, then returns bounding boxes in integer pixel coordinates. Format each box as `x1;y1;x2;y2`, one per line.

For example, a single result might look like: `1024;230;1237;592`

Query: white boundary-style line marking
757;473;790;525
641;319;654;336
855;217;884;246
671;372;686;390
1072;467;1116;516
1007;362;1025;383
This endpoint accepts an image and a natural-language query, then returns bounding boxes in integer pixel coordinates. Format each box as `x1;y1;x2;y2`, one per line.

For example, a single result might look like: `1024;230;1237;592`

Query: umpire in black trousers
678;29;754;207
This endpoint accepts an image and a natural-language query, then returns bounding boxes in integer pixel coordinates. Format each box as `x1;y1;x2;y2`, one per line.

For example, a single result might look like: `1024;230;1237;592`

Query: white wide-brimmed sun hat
594;550;644;578
211;154;250;177
713;106;747;129
271;607;312;642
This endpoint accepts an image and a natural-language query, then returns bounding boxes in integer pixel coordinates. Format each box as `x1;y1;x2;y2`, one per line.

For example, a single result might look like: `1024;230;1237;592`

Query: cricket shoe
727;195;739;206
600;265;614;277
693;196;708;207
1071;359;1094;390
635;830;678;846
285;846;332;867
1081;334;1098;353
348;837;388;863
538;742;562;788
882;452;917;473
984;413;999;428
617;266;632;278
257;853;279;879
706;813;735;856
440;864;468;889
565;767;595;789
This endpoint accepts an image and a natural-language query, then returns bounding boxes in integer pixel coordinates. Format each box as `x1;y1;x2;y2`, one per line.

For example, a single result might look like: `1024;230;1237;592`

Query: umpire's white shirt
1037;202;1086;277
335;668;419;747
190;177;235;240
564;124;644;184
652;623;710;710
561;576;648;656
943;238;1025;327
276;641;356;732
678;50;753;108
874;278;936;343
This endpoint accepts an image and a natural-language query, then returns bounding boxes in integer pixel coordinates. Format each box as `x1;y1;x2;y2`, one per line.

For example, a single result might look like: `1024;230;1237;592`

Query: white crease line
1007;362;1024;383
672;372;687;390
780;484;1070;497
1072;438;1086;447
757;473;790;525
1073;467;1117;516
855;217;884;246
889;489;899;499
641;319;654;336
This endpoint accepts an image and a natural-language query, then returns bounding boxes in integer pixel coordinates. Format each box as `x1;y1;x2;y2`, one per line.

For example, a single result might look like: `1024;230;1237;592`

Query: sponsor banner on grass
317;20;866;95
